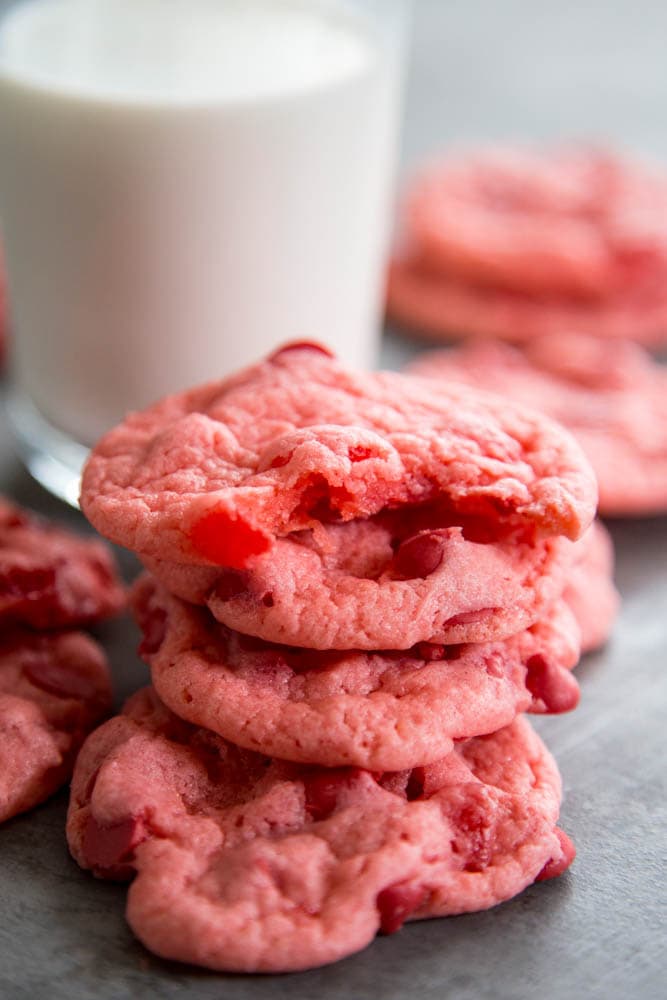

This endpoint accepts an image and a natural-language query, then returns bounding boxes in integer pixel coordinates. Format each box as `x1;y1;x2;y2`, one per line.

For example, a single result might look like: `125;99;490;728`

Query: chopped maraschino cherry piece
269;341;335;361
535;828;576;881
82;814;147;874
525;655;580;713
348;445;374;462
442;607;496;628
304;769;360;821
138;605;168;657
377;883;427;934
23;656;100;701
190;511;270;568
394;531;446;579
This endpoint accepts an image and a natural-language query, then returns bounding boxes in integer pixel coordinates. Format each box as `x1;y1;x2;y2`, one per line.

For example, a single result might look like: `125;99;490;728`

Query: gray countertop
1;2;667;997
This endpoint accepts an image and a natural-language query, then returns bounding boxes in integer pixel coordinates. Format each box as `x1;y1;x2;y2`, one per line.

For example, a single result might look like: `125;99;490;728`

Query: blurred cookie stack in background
387;147;667;348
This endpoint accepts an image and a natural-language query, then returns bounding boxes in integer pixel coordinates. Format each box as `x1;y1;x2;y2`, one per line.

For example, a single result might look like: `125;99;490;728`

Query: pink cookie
132;576;580;770
0;629;112;823
67;688;574;973
0;497;125;629
563;521;619;652
81;344;597;575
143;514;574;650
387;255;667;348
407;335;667;516
405;147;667;299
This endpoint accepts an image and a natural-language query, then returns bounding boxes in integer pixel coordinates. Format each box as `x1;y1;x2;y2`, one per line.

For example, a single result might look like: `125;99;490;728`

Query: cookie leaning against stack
70;343;597;972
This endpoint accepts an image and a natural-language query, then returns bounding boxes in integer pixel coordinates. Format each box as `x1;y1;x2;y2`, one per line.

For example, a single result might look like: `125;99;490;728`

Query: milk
0;0;403;445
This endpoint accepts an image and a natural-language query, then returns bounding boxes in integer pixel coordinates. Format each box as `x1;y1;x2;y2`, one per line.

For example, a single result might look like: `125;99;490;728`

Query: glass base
6;391;89;509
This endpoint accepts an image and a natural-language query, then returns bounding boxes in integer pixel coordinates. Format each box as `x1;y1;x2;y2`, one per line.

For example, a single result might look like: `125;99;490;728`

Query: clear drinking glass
0;0;411;505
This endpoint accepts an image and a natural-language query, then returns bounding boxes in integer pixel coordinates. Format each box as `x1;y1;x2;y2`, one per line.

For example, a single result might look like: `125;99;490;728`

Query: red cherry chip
304;769;361;821
377;883;428;934
535;828;576;881
394;531;446;579
82;814;147;873
190;511;270;568
525;654;580;713
23;656;100;702
269;341;335;361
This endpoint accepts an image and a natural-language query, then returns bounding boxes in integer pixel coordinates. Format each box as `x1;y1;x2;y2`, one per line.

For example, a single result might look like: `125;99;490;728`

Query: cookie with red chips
67;687;574;973
131;576;580;770
81;344;595;648
0;497;125;629
0;628;112;823
143;513;574;650
408;334;667;516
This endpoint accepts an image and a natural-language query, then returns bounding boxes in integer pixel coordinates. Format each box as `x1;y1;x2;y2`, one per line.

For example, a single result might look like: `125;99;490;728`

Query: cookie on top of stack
71;343;598;973
0;497;124;823
387;146;667;347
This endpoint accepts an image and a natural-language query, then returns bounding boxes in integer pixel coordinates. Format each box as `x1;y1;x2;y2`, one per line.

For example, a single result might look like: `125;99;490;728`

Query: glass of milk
0;0;411;506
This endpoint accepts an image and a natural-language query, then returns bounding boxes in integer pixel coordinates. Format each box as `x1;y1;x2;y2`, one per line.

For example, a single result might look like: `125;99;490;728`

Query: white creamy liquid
0;0;400;443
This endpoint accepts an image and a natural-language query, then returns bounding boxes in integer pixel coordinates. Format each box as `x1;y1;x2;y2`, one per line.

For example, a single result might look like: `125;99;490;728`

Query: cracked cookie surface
81;344;597;573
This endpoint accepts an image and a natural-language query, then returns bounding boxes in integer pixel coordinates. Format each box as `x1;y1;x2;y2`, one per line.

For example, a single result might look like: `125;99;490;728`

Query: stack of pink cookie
387;146;667;347
0;497;124;823
69;343;599;973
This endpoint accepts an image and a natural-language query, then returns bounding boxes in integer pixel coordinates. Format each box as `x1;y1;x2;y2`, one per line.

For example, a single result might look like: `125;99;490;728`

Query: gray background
1;2;667;998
